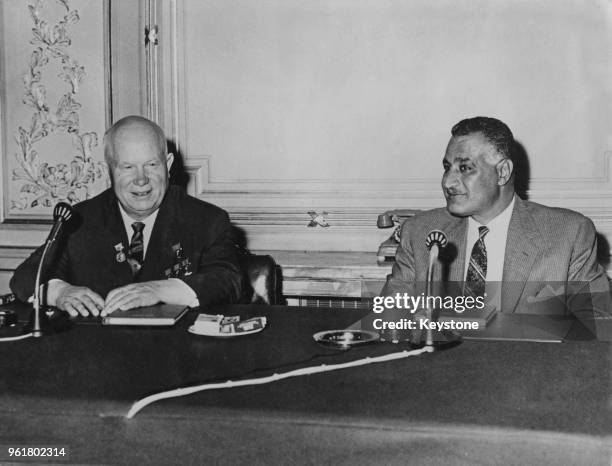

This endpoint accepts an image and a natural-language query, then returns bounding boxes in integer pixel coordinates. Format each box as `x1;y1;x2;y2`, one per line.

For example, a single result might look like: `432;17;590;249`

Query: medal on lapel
177;243;193;276
114;243;126;263
166;242;192;277
179;244;193;276
172;243;183;258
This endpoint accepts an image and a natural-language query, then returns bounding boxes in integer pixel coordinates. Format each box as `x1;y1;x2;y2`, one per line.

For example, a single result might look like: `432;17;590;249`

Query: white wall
185;0;611;183
154;0;612;251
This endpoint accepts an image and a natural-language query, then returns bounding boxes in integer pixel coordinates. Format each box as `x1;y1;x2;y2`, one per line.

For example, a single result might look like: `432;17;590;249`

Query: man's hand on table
100;279;198;316
44;279;198;317
101;281;165;316
47;279;105;317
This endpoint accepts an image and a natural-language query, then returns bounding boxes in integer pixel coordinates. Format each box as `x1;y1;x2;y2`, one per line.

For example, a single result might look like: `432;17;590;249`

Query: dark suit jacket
10;186;242;307
382;197;611;316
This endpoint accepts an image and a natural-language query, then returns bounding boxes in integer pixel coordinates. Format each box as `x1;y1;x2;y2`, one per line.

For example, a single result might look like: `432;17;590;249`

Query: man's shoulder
165;185;229;220
412;207;452;222
407;207;456;228
517;198;597;244
400;207;458;237
72;188;114;213
519;199;593;229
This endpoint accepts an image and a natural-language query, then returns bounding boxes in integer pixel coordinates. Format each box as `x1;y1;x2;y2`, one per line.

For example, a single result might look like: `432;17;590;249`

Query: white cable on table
0;333;34;342
126;345;434;419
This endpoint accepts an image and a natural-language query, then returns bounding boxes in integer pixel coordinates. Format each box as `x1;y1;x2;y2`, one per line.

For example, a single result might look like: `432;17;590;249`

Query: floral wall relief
11;0;109;213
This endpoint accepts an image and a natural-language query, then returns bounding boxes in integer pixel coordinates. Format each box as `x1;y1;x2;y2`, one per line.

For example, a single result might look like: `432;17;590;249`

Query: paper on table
189;313;266;336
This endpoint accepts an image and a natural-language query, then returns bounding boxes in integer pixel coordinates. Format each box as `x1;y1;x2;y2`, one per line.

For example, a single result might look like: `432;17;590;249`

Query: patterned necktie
127;222;145;276
465;226;489;297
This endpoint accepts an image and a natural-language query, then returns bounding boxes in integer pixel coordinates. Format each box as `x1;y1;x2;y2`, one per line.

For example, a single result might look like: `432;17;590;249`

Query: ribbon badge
114;242;126;263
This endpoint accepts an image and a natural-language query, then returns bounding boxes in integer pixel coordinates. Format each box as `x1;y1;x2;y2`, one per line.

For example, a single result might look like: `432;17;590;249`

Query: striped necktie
465;226;489;297
127;222;145;276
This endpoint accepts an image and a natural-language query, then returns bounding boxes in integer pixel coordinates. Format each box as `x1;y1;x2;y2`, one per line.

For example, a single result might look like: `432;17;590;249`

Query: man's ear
497;158;513;186
166;153;174;171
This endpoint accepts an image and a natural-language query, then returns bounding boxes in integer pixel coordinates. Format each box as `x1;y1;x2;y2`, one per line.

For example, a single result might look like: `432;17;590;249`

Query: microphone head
53;202;74;222
425;230;448;250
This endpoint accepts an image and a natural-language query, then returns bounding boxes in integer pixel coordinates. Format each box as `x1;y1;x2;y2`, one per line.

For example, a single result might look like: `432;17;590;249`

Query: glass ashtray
312;329;380;350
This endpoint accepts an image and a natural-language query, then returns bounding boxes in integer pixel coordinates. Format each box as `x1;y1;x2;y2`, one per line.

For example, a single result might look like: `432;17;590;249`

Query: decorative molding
307;211;330;228
184;151;612;194
181;154;612;225
146;0;184;152
8;0;109;218
0;246;32;271
102;0;112;129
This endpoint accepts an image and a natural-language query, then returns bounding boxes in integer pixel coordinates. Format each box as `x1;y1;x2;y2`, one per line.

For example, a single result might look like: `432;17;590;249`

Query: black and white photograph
0;0;610;464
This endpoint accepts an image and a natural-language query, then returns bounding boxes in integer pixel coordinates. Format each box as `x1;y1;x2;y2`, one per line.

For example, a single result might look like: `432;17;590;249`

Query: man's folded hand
49;280;105;317
101;282;164;316
101;279;199;316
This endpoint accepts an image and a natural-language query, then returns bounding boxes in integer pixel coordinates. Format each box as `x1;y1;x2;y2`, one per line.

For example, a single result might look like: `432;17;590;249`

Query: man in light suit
11;116;242;317
382;116;611;319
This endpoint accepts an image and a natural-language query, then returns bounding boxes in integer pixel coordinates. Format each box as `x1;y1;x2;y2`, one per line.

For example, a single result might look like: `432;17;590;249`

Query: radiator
285;296;370;309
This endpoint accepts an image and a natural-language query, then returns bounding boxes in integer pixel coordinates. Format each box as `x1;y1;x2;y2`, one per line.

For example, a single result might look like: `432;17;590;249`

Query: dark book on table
102;304;189;326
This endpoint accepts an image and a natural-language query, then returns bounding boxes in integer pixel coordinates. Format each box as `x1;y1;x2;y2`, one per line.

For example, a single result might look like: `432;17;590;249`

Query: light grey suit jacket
382;197;611;316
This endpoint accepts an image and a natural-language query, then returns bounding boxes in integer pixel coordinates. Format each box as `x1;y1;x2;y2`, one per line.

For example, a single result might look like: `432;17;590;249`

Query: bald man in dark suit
11;116;241;316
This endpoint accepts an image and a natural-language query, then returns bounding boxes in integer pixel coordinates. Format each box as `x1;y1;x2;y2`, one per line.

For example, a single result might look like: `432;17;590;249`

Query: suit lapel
446;216;467;283
501;198;542;313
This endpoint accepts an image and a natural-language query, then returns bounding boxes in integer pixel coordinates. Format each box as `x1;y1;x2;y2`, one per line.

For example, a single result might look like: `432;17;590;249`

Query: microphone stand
30;203;74;337
32;239;55;337
425;243;440;347
422;230;459;350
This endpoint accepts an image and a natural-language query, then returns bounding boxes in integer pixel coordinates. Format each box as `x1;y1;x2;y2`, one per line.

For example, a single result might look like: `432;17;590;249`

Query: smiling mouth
131;190;152;198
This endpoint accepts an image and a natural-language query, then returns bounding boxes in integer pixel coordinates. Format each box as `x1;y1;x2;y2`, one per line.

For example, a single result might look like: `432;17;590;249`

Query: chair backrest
238;254;280;305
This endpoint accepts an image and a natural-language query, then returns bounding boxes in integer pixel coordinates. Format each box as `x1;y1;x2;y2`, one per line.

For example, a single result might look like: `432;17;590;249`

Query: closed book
102;304;189;326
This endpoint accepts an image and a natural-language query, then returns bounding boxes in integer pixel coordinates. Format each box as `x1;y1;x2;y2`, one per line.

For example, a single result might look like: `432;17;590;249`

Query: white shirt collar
468;195;515;232
118;203;160;258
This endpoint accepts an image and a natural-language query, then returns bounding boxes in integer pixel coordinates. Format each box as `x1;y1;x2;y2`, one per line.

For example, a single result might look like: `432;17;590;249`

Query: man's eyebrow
444;156;472;164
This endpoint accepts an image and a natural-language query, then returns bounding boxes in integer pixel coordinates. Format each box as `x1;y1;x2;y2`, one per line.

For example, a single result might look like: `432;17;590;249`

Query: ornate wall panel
1;0;109;222
149;0;612;252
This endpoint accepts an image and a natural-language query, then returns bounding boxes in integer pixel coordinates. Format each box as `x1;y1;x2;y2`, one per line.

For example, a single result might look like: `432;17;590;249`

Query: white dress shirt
118;205;159;259
118;204;199;306
463;195;515;309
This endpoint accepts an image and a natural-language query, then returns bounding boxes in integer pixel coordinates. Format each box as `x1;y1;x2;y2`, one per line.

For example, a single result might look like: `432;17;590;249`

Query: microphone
32;202;74;337
424;230;447;346
45;202;73;245
425;229;448;251
425;230;448;279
